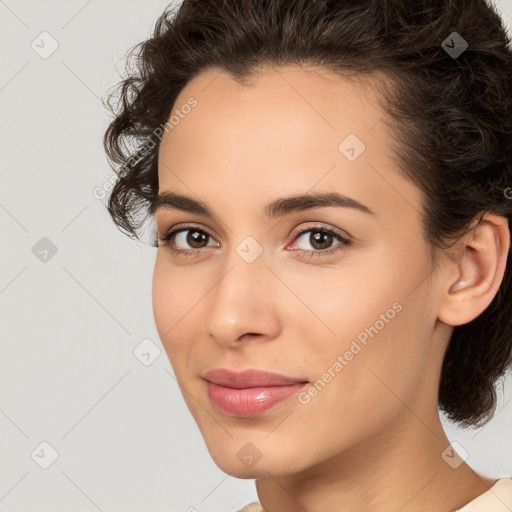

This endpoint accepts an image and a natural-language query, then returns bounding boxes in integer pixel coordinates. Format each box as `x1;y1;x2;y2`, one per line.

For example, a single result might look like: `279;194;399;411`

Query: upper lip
202;368;308;388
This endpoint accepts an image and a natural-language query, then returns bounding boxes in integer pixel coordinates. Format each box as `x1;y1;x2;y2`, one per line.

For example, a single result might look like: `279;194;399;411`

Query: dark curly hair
102;0;512;428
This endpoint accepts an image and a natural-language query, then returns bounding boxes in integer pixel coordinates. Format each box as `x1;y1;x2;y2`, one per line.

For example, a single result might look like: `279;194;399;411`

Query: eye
289;225;351;258
156;224;218;255
156;223;351;259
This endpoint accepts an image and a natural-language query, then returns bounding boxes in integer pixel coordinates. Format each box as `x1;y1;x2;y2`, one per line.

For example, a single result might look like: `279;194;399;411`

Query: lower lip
205;381;308;417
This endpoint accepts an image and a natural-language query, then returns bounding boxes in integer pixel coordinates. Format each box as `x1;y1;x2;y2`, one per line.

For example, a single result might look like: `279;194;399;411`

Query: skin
152;64;510;512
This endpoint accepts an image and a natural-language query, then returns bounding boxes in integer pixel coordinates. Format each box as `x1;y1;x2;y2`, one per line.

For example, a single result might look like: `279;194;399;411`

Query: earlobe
437;213;510;327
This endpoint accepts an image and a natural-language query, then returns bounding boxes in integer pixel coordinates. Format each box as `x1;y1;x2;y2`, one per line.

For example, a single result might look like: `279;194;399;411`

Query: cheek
285;271;435;455
152;253;196;330
151;256;170;340
151;255;194;370
291;246;435;402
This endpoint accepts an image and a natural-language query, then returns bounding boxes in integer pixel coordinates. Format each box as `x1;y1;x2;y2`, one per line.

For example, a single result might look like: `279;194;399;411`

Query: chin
205;440;307;479
216;462;265;479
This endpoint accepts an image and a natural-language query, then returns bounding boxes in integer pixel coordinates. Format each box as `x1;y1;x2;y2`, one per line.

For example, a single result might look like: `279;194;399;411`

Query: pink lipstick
202;368;308;417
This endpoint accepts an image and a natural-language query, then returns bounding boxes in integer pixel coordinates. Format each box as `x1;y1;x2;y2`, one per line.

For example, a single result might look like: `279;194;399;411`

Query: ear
437;213;510;327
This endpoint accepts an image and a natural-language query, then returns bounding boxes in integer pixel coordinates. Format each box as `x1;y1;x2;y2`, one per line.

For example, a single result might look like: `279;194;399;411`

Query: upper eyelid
160;222;350;246
163;223;217;241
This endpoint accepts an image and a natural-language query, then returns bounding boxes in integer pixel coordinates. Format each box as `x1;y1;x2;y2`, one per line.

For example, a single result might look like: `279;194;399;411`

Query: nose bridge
216;229;270;300
205;239;280;345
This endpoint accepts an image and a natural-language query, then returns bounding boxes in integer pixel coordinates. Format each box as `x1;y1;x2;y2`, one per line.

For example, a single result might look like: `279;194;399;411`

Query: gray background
1;1;512;511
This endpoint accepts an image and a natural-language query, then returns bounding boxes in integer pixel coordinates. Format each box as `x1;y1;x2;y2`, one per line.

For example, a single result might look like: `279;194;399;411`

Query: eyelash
156;223;351;259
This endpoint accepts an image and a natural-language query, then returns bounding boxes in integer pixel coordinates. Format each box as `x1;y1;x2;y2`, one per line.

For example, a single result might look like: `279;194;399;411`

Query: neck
254;411;494;512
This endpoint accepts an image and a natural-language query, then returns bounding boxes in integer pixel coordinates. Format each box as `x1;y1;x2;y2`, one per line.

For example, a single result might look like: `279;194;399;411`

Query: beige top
457;478;512;511
236;478;512;512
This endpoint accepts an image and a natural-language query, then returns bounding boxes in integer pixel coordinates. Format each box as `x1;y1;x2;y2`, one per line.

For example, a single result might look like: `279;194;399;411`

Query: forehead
157;65;424;225
164;64;386;154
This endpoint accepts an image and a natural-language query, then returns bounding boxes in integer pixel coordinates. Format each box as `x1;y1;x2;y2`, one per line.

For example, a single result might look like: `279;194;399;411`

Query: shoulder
458;477;512;511
235;502;263;512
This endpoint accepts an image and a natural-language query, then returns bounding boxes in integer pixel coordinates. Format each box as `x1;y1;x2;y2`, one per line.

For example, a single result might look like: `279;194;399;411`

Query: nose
205;247;282;348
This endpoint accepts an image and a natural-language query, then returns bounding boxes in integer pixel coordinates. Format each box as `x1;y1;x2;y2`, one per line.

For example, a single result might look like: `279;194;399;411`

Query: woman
102;0;512;510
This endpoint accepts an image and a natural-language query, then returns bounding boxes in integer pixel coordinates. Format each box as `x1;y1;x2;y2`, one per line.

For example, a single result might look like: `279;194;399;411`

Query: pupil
312;231;331;250
189;230;206;248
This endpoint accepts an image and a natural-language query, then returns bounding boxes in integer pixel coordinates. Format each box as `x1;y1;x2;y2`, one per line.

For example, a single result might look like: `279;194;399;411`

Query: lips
202;368;309;417
202;368;308;388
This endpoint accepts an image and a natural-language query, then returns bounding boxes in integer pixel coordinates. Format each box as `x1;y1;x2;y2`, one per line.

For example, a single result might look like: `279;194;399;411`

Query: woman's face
152;65;448;477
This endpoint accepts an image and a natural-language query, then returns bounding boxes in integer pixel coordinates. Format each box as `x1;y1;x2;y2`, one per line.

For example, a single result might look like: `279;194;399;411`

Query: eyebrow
150;190;375;218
